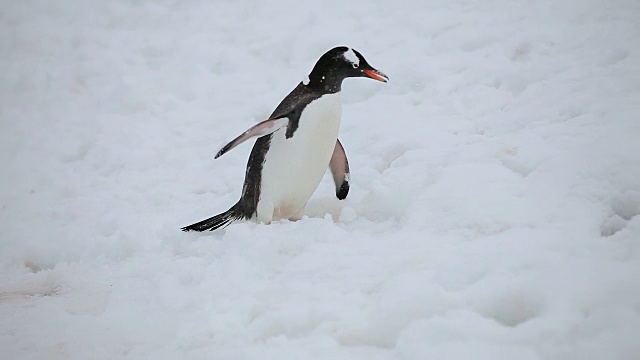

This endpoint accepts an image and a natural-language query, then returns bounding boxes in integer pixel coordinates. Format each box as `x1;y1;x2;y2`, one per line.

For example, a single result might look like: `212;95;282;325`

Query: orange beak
363;69;389;83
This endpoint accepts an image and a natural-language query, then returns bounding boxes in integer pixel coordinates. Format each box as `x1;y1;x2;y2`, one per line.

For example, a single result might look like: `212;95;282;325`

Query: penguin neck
306;71;344;94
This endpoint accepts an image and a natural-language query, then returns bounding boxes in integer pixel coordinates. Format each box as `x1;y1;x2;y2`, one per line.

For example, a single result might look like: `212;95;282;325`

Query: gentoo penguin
182;46;388;231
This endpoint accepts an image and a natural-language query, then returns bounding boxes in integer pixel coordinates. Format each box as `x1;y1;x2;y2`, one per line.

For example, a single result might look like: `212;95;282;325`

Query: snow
1;0;640;359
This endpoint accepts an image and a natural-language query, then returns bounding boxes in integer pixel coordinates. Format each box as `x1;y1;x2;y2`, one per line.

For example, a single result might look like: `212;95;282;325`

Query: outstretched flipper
329;139;350;200
215;117;289;159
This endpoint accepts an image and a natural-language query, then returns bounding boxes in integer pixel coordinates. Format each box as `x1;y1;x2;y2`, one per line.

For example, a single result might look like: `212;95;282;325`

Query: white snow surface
1;1;640;359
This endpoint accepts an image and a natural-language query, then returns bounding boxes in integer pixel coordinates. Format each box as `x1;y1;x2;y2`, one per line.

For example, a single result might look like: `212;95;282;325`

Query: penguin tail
181;203;243;232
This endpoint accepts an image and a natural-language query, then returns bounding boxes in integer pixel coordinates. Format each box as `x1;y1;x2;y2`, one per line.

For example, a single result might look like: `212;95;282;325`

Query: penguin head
305;46;388;93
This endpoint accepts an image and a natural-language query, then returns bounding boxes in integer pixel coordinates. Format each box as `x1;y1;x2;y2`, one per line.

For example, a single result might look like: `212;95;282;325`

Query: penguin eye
351;63;358;69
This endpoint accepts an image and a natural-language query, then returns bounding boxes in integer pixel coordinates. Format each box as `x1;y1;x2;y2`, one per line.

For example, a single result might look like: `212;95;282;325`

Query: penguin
182;46;388;231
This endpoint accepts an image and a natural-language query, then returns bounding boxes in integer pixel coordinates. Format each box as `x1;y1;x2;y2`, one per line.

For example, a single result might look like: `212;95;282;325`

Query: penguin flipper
215;117;289;159
329;139;350;200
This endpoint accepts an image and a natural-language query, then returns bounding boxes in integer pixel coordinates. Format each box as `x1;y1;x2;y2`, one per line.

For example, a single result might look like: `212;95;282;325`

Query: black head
304;46;388;93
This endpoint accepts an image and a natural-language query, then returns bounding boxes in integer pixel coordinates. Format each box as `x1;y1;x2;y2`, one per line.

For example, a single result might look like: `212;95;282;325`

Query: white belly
256;93;342;222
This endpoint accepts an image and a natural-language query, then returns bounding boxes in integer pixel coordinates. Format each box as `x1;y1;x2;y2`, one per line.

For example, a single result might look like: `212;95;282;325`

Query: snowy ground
2;0;640;359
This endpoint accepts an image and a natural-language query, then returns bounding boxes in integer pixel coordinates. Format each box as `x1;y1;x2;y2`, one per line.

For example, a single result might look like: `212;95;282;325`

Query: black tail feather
181;203;243;232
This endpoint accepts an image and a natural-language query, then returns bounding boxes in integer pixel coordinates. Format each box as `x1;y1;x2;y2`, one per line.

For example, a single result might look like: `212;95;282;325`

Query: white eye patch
342;48;360;68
